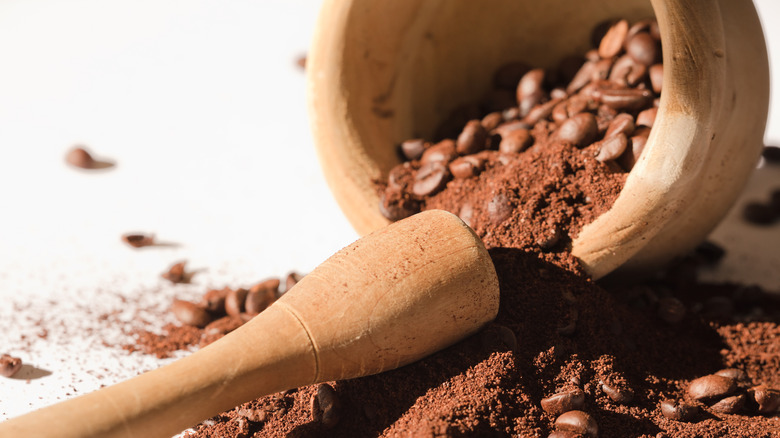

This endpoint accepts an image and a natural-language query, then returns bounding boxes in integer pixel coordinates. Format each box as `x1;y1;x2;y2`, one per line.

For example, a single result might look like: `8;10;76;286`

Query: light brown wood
306;0;769;279
0;210;499;438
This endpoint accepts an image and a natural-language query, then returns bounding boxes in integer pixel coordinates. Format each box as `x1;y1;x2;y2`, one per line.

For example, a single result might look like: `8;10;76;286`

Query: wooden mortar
306;0;770;279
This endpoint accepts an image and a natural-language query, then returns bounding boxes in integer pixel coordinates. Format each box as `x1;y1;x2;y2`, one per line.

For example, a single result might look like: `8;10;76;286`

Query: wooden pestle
0;210;499;438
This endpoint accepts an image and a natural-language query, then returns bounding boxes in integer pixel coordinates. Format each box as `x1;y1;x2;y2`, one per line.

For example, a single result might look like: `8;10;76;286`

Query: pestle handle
0;210;499;438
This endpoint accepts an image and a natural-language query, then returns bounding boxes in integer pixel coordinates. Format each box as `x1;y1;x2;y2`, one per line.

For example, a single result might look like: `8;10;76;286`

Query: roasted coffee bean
379;188;418;221
246;279;279;315
502;106;521;121
743;202;776;225
626;19;660;43
748;385;780;413
541;388;585;415
601;381;634;404
494;61;531;91
285;272;304;292
517;69;546;116
421;139;458;164
714;368;747;382
200;288;229;314
458;202;474;227
660;399;698;421
524;98;563;125
65;146;96;169
225;288;249;317
122;233;155;248
162;261;188;284
499;128;533;154
456;120;488;155
605;114;635;138
649;64;663;94
552;96;589;124
554;410;598;438
688;374;737;401
557;113;598;147
610;55;646;86
449;156;483;179
626;32;659;66
591;58;614;82
311;383;341;428
710;394;746;414
594;133;628;163
387;162;413;190
494;120;532;138
413;162;450;196
481;112;504;131
538;227;563;251
400;139;426;161
617;134;648;170
763;145;780;163
598;19;629;59
487;192;514;226
0;354;22;378
548;431;581;438
596;88;653;111
567;61;597;94
171;299;212;328
657;297;686;324
694;240;726;265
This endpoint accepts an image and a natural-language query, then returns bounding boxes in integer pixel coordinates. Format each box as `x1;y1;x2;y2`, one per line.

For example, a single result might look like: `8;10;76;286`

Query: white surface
0;0;779;431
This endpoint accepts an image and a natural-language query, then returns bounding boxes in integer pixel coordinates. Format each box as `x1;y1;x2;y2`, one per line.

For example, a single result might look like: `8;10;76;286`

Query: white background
0;0;778;430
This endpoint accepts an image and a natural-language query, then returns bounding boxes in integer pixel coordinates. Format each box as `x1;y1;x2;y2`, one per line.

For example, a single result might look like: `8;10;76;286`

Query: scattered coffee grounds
162;261;191;284
64;145;114;170
0;354;23;378
122;233;156;248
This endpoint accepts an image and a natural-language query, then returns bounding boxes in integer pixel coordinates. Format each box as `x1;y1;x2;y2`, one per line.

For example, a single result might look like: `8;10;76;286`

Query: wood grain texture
307;0;769;279
0;210;499;438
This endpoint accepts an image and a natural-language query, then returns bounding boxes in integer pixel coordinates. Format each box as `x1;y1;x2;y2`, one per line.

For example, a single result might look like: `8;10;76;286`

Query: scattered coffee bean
122;233;155;248
456;120;488;155
65;147;96;169
449;156;483;179
556;113;598;147
594;133;628;163
598;19;629;59
714;368;748;383
246;280;278;315
487;192;514;226
311;383;341;428
688;374;737;401
421;139;458;164
379;189;418;221
225;288;249;317
596;88;653;111
605;114;636;139
413;162;451;197
657;297;686;324
636;107;657;128
524;98;563;125
659;399;698;421
609;55;647;86
541;388;585;415
201;288;230;314
710;394;746;414
517;69;546;116
162;261;189;284
649;64;663;94
0;354;22;378
554;410;598;438
400;139;427;161
762;145;780;163
499;129;533;154
171;299;212;328
481;112;504;131
601;380;634;404
742;202;776;225
748;385;780;413
285;272;304;292
626;32;659;66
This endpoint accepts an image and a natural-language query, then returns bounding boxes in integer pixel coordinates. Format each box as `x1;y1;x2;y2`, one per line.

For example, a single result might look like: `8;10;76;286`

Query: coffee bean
200;288;229;314
65;147;96;169
567;61;597;94
557;113;598;147
0;354;22;378
311;383;341;428
626;32;659;66
499;129;533;154
171;299;212;328
688;374;737;401
554;410;598;437
456;120;488;155
649;64;663;94
421;139;458;165
122;233;155;248
660;400;698;421
601;381;634;404
743;202;776;225
524;98;563;125
387;162;414;190
494;61;531;91
609;55;647;86
605;114;635;138
379;188;418;221
617;134;648;170
596;88;653;111
400;139;427;161
636;108;657;128
225;288;249;317
517;69;546;116
748;385;780;413
541;388;585;415
626;19;659;43
594;133;628;163
162;261;188;284
598;19;629;59
710;394;746;414
763;145;780;163
487;192;514;226
657;297;686;324
458;202;474;227
694;240;726;265
413;162;451;196
552;96;589;124
591;58;613;82
481;112;504;131
449;156;483;179
538;227;563;251
246;279;279;315
285;272;304;292
548;431;581;438
494;120;533;138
